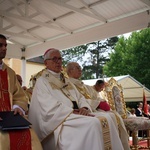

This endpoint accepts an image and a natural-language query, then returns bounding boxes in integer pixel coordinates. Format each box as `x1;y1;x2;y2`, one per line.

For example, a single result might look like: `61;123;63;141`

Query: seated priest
0;34;42;150
28;48;125;150
66;61;130;150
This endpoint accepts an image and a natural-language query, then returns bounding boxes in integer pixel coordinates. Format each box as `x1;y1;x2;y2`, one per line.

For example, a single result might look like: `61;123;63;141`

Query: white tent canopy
83;75;150;102
0;0;149;60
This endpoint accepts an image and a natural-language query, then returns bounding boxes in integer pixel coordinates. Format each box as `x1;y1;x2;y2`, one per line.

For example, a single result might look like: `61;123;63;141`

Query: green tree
61;45;88;66
62;37;118;79
103;28;150;88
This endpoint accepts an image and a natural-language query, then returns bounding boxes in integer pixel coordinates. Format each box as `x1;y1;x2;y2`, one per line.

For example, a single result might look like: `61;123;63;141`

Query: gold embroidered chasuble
29;69;130;150
42;70;80;108
69;78;101;111
68;78;131;150
69;78;91;99
30;69;92;143
68;78;112;149
41;71;112;149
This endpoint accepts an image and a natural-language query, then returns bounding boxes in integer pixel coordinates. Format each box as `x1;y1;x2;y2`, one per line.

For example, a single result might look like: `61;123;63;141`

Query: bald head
66;62;82;79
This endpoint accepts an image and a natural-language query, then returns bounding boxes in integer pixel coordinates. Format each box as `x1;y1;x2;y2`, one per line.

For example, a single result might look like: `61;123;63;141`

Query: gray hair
43;48;60;61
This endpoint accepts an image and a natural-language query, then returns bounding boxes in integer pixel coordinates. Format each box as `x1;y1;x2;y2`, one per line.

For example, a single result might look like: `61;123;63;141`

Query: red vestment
0;69;32;150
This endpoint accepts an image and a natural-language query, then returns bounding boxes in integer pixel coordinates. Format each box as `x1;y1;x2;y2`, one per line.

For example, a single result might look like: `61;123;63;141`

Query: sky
120;32;131;38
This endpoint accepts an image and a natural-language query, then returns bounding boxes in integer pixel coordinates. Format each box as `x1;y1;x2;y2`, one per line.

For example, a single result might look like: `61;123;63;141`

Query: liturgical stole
0;69;32;150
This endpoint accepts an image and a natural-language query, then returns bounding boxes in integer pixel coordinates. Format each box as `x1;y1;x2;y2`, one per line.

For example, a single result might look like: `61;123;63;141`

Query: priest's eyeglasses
46;57;62;63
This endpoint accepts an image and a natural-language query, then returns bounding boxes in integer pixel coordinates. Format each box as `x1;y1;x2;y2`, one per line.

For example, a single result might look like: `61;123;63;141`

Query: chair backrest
105;78;127;119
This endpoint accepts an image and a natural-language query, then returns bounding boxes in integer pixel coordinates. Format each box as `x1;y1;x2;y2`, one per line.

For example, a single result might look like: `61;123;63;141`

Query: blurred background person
130;108;136;117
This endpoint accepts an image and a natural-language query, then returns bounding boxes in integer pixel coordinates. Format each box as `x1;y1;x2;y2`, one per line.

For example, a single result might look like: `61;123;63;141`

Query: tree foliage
61;37;118;79
103;28;150;88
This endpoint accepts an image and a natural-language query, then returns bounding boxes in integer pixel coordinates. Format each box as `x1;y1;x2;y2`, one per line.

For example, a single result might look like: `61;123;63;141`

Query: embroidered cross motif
45;74;49;77
97;117;111;150
101;119;108;128
60;73;65;83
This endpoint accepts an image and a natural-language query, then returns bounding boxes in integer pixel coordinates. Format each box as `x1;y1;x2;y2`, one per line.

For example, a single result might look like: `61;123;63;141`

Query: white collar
47;69;60;78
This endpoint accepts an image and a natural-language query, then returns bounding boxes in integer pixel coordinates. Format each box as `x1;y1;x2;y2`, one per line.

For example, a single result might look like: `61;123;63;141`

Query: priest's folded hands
73;107;95;116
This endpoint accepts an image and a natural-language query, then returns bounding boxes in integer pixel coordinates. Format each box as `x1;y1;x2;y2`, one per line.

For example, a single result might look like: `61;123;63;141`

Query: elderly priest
28;48;125;150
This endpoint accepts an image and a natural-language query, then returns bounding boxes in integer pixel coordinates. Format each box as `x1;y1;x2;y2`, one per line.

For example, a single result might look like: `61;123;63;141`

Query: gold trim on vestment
111;111;121;136
41;111;73;144
97;116;112;150
29;129;44;150
42;70;78;107
75;86;91;99
69;78;92;99
41;70;78;144
0;131;10;149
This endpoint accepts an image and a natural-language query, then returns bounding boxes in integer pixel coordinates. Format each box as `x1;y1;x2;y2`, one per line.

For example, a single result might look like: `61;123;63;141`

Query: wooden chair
105;77;150;150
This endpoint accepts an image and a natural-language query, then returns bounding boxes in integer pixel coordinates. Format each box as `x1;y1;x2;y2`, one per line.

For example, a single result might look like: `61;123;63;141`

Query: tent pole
21;47;26;86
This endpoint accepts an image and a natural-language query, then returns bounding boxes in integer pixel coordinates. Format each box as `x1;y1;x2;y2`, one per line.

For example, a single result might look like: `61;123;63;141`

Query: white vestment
29;69;124;150
69;77;130;150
